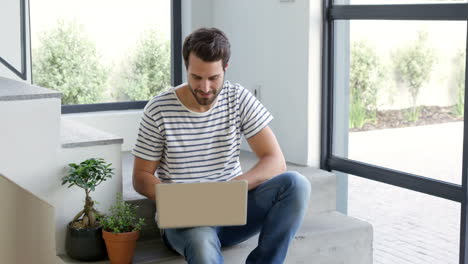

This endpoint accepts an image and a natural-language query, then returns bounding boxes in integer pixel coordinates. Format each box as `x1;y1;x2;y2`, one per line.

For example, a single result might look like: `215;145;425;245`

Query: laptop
155;180;248;228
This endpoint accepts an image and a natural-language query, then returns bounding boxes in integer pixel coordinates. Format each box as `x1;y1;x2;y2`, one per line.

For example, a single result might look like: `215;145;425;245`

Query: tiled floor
348;121;462;264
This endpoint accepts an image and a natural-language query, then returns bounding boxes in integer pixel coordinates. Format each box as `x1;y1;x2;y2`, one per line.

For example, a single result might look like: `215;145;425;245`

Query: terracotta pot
102;230;140;264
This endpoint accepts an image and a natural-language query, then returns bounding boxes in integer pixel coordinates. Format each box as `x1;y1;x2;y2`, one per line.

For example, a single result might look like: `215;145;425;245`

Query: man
132;27;310;264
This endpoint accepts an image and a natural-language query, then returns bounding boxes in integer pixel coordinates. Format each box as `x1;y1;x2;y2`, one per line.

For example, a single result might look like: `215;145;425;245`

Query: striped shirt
132;80;273;183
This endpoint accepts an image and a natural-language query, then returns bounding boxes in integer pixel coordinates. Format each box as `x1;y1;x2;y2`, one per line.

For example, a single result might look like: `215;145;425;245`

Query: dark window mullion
321;0;334;171
62;101;148;114
20;0;26;80
328;156;464;202
330;4;468;20
171;0;182;87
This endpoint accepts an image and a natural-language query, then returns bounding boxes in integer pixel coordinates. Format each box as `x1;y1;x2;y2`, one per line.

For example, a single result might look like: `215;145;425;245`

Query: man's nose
200;79;210;92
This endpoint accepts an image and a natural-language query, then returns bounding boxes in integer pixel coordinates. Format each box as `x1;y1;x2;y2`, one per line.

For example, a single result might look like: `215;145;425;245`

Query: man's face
187;53;226;106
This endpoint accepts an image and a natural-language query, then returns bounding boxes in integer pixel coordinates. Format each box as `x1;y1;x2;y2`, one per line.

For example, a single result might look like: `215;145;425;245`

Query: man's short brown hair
182;27;231;70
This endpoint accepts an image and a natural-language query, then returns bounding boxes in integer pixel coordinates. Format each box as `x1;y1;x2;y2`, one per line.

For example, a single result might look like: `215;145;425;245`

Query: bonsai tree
101;193;145;233
62;158;114;228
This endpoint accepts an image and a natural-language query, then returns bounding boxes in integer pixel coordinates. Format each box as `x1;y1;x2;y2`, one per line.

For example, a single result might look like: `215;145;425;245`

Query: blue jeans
162;171;311;264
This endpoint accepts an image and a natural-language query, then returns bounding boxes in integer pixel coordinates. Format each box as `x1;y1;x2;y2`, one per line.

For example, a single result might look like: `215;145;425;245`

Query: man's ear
224;63;229;71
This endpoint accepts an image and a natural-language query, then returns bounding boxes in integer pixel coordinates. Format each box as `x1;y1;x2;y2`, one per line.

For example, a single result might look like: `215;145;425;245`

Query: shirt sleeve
132;101;165;161
238;86;274;139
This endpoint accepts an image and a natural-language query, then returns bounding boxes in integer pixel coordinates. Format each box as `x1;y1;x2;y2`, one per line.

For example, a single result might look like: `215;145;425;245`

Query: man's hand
233;126;286;190
133;157;161;201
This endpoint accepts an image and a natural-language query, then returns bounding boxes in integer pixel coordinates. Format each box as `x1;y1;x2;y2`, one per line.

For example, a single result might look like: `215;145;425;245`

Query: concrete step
133;211;372;264
58;211;372;264
60;117;123;148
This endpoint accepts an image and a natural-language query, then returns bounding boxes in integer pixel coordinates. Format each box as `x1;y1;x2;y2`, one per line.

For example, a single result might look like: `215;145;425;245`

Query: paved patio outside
348;121;463;264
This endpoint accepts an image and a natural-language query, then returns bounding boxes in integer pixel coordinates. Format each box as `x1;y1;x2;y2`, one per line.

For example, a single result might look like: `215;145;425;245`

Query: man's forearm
233;154;286;190
133;171;162;201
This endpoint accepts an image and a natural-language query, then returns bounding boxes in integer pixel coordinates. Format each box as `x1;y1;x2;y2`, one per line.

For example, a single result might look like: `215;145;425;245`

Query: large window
322;1;468;263
29;0;181;113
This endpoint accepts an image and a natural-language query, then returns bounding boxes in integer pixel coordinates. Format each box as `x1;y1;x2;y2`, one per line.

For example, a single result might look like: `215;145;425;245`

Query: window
322;1;468;263
29;0;181;113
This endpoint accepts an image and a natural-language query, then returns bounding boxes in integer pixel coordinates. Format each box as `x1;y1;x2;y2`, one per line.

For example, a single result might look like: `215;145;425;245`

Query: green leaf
100;192;145;233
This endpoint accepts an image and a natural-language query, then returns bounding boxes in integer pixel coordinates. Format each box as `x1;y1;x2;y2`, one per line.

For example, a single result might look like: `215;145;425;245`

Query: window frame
321;1;468;263
54;0;182;114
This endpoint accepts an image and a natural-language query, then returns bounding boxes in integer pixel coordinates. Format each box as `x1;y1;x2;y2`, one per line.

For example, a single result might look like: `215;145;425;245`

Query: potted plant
62;158;114;261
101;192;145;264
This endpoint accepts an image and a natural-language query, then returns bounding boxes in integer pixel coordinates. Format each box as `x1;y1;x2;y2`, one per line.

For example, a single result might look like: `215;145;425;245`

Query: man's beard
188;80;224;106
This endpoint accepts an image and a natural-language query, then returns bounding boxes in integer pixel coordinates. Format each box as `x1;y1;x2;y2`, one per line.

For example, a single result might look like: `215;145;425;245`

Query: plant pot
65;221;108;261
102;230;140;264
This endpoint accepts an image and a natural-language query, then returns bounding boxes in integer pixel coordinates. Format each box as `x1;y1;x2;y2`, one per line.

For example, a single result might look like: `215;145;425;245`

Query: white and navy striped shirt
132;81;273;183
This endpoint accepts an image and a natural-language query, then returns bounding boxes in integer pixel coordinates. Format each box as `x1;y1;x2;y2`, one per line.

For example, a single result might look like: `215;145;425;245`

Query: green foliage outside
62;158;114;228
393;31;436;122
101;193;145;233
32;20;108;105
454;50;466;117
117;29;171;101
349;41;385;129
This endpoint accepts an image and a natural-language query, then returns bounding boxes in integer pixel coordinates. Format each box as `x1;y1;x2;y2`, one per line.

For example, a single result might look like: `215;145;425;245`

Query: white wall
0;0;22;71
0;0;31;82
181;0;214;82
